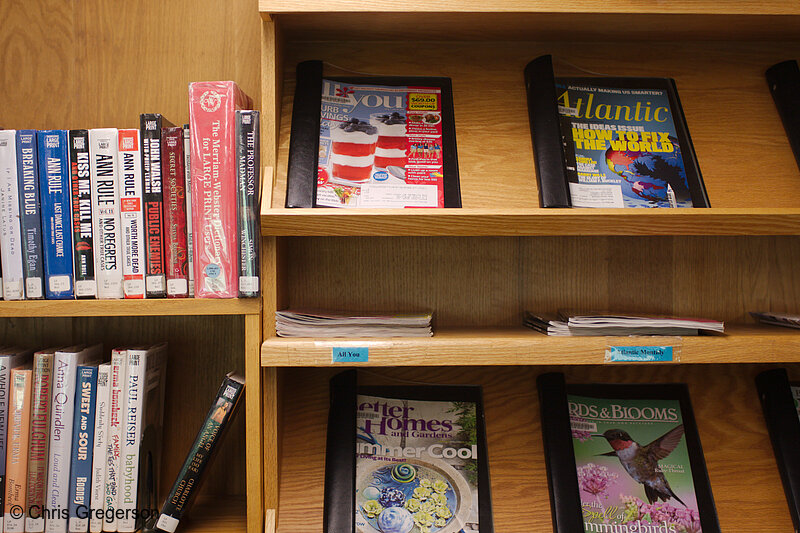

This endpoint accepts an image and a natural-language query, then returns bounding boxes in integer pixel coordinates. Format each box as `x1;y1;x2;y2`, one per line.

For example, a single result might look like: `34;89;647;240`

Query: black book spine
141;114;167;297
524;55;572;208
324;370;357;533
236;110;261;297
68;129;95;298
286;60;323;208
756;368;800;533
766;60;800;173
154;373;245;533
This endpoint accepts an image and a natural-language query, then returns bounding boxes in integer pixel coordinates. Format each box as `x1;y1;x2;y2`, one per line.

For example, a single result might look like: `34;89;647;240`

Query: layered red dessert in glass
330;118;378;183
370;112;407;170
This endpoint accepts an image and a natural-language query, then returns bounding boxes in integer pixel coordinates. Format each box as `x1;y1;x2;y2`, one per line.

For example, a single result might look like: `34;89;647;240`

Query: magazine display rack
259;3;800;533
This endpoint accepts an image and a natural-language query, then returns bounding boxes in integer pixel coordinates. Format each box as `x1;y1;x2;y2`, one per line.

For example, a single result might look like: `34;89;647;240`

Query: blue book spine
37;130;74;299
15;130;45;299
68;365;97;532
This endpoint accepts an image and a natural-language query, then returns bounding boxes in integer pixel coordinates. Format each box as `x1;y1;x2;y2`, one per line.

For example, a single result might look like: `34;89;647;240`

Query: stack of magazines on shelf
524;311;724;336
750;311;800;330
275;309;433;337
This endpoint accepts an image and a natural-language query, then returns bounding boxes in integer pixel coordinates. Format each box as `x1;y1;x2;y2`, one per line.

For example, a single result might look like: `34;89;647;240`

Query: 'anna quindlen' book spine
69;129;96;299
0;130;26;300
161;127;188;298
37;130;74;299
68;365;98;533
90;128;124;299
118;129;146;299
155;373;244;533
15;130;44;299
235;110;261;298
140;114;169;299
25;351;53;533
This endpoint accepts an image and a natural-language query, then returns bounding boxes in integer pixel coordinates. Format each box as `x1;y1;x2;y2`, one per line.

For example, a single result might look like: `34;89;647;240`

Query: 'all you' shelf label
332;346;369;363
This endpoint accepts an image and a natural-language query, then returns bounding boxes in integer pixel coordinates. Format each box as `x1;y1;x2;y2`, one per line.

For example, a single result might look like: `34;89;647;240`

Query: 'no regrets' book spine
161;127;188;298
15;130;44;299
140;114;168;298
236;111;261;298
69;129;96;299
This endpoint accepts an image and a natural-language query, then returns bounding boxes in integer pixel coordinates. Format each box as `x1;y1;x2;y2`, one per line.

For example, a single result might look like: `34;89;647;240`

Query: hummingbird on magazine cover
594;424;687;507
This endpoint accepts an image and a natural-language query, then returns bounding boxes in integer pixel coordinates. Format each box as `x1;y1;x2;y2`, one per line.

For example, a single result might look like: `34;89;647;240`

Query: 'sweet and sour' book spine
5;368;33;533
26;351;53;533
161;127;188;298
140;114;168;298
68;365;98;533
235;110;260;298
69;129;96;299
89;364;110;533
15;130;45;299
89;129;124;299
182;125;194;297
118;130;146;299
155;373;244;533
189;81;252;298
0;130;26;300
37;130;74;299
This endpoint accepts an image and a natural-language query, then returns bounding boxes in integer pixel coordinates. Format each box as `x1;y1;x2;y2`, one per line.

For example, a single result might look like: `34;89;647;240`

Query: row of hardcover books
0;81;260;300
324;369;800;533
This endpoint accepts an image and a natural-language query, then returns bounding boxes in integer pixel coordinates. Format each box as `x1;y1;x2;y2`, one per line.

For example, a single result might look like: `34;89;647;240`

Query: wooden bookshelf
0;298;261;317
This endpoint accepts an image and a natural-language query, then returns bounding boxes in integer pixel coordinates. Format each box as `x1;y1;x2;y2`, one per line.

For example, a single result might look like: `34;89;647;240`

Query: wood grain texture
0;298;260;317
272;365;796;532
245;314;265;533
173;495;247;532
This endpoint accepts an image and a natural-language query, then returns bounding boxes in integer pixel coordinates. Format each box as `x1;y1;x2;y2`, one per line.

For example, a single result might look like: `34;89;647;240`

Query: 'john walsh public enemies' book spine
69;129;96;299
236;110;260;297
15;130;44;299
140;114;170;298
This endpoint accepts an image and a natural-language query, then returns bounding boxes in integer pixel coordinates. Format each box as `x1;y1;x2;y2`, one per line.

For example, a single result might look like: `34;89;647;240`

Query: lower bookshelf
264;364;795;532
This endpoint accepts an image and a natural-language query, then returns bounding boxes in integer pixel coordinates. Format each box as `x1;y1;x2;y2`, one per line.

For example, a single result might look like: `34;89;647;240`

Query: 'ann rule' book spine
89;129;123;299
161;127;188;298
155;373;244;533
0;131;25;300
68;365;98;533
69;129;96;299
182;125;194;297
89;364;110;533
37;130;74;299
15;130;44;299
118;129;146;299
5;368;33;533
26;351;53;533
236;110;261;298
188;81;253;298
140;114;168;298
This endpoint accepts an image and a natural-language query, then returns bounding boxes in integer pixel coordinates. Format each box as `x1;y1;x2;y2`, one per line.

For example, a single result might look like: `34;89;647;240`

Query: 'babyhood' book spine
26;350;54;533
4;367;33;533
68;365;98;533
37;130;74;299
161;127;188;298
140;114;169;298
155;373;244;533
89;128;123;299
117;129;146;299
89;364;110;533
537;372;721;533
236;110;260;297
69;129;96;299
0;130;26;300
182;125;194;297
15;130;44;299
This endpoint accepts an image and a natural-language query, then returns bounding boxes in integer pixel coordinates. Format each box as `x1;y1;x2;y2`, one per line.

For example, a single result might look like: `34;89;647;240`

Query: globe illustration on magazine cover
604;135;692;207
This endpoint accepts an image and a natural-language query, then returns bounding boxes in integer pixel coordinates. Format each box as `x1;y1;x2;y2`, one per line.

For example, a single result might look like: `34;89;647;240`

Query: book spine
155;375;244;533
118;350;145;533
89;364;109;533
117;130;146;299
140;115;166;298
15;130;45;299
285;60;323;208
236;111;261;298
766;60;800;173
0;358;12;530
89;129;123;299
182;125;194;297
26;353;53;533
68;366;97;532
103;349;126;532
189;81;250;298
37;130;74;299
46;352;81;533
161;128;188;298
69;129;96;299
4;369;32;533
0;130;26;300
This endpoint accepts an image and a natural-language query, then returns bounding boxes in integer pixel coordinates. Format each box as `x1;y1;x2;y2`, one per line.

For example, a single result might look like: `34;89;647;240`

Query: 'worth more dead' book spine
118;129;146;299
235;110;260;297
140;114;170;298
69;129;96;299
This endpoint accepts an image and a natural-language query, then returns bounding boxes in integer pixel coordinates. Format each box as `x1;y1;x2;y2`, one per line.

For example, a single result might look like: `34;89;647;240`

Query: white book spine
88;129;123;299
117;349;146;533
116;131;145;299
46;345;101;533
89;364;110;533
0;131;25;300
102;350;126;532
182;126;194;297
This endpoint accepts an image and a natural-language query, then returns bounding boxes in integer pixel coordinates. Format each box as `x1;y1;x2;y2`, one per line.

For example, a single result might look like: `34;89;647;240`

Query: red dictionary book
161;127;188;298
188;81;252;298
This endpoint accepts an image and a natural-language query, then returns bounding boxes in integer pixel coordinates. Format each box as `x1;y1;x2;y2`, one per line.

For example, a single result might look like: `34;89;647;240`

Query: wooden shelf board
261;324;800;366
273;364;795;532
0;298;261;317
261;208;800;236
177;495;247;533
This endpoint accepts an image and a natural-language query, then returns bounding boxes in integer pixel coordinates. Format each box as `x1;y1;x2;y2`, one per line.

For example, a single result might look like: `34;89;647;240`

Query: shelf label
332;346;369;363
606;345;673;362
